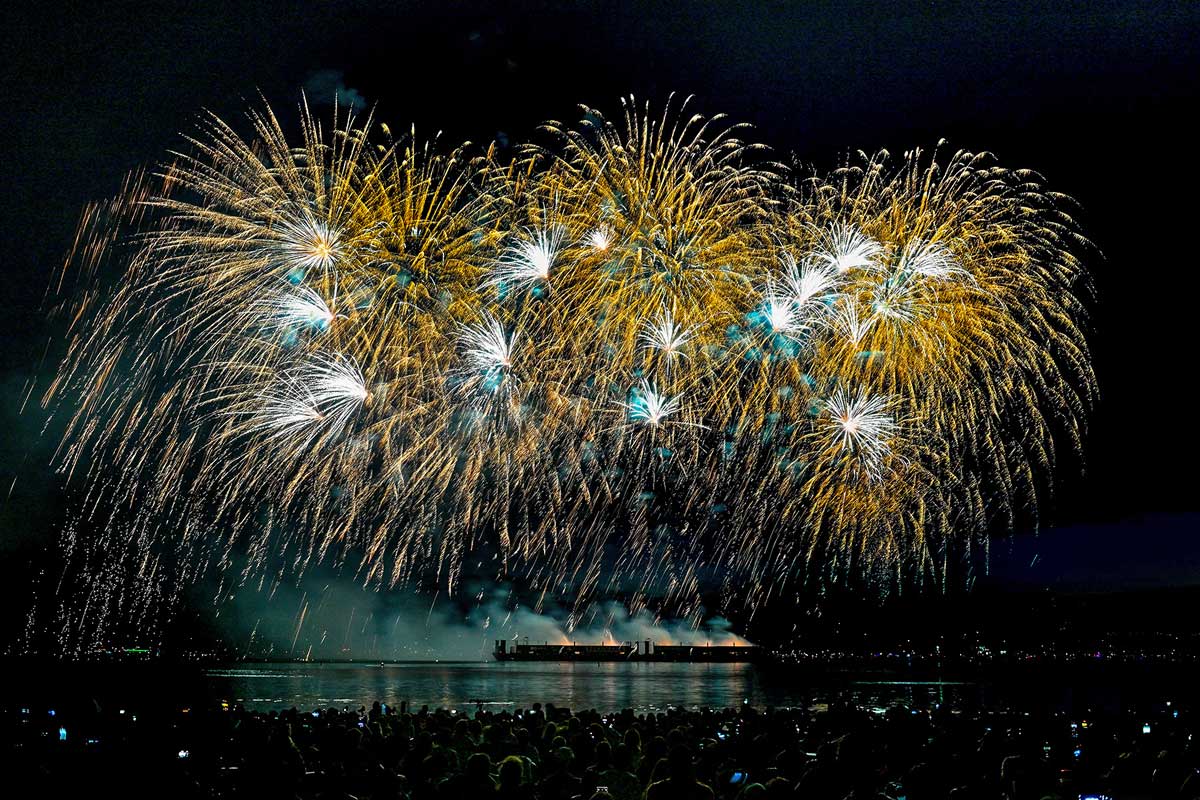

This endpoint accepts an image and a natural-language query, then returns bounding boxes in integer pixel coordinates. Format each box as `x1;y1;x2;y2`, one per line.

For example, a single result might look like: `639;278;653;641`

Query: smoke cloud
217;576;750;661
302;69;367;112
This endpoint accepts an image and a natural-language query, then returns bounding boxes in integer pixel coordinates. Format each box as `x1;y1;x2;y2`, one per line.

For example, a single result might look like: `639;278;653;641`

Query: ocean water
9;659;1197;717
201;661;977;713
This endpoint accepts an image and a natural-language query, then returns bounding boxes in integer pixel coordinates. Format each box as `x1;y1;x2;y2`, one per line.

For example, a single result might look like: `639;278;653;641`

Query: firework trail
42;95;1094;651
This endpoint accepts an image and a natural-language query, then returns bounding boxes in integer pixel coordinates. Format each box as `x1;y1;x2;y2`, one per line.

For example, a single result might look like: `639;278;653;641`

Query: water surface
203;661;972;712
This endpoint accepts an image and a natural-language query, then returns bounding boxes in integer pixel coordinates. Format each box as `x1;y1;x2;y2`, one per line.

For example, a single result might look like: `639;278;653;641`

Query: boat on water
492;639;760;662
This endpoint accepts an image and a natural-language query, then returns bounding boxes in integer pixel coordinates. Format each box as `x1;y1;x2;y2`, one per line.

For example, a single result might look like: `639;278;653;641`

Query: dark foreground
6;691;1194;800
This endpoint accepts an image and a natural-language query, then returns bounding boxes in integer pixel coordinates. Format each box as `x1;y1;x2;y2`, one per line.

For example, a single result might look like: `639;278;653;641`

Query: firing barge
493;639;760;662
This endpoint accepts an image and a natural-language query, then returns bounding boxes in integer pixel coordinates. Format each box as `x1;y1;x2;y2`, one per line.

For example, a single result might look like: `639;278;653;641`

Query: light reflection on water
203;662;972;712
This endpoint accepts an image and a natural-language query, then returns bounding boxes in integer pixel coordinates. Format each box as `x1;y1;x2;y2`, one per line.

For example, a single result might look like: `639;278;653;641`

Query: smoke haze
219;577;750;661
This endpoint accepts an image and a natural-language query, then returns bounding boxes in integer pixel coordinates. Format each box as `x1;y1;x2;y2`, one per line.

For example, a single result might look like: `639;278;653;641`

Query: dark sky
2;0;1199;632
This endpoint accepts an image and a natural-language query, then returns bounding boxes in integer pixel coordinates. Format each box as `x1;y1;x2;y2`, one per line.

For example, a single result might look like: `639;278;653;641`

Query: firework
822;388;896;476
43;95;1094;650
638;309;694;373
619;380;692;430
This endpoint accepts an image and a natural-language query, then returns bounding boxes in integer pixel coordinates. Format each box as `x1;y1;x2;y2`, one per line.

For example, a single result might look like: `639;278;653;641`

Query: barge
493;639;760;662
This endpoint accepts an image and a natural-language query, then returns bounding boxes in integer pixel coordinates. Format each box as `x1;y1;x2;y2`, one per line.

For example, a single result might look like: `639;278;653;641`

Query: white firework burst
586;224;615;252
456;313;519;401
303;352;368;434
252;353;366;445
277;216;342;274
810;224;885;274
260;284;335;332
823;388;896;473
621;380;683;428
639;310;693;369
490;226;566;288
758;282;810;340
764;294;800;335
898;238;963;281
783;254;840;314
460;314;517;373
834;298;876;345
256;380;323;441
871;277;920;325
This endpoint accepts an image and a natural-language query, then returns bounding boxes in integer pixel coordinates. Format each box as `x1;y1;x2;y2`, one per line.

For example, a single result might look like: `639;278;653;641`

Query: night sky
2;1;1198;645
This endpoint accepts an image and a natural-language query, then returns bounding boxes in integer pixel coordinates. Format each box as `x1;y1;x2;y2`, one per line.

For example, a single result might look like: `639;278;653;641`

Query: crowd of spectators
8;695;1198;799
